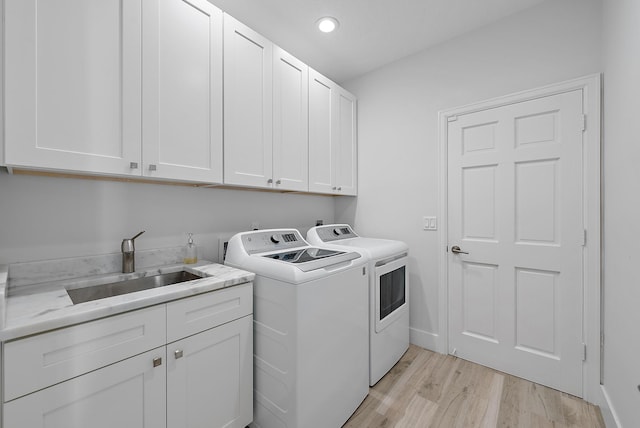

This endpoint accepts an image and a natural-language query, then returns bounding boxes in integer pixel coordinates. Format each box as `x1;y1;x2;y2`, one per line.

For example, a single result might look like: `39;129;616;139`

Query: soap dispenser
184;233;198;264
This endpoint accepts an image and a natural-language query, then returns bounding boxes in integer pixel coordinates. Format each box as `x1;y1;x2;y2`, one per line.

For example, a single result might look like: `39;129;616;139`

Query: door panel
448;90;584;396
308;70;335;194
223;14;273;187
273;47;309;191
4;0;142;175
167;315;253;428
142;0;223;182
4;349;166;428
461;262;498;342
335;89;358;195
462;165;497;241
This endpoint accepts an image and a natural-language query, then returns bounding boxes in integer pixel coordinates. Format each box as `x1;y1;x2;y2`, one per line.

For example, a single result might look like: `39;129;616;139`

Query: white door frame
437;74;601;403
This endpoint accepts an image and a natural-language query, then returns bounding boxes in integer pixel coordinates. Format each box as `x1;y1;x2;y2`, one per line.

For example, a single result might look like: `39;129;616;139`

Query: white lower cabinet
4;348;167;428
167;316;252;427
2;283;253;428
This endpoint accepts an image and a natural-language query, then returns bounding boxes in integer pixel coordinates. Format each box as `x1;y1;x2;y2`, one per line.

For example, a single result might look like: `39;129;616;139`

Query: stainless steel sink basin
67;270;203;304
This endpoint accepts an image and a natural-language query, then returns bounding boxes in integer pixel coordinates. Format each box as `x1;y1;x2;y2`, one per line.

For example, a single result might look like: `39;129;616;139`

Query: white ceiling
209;0;547;83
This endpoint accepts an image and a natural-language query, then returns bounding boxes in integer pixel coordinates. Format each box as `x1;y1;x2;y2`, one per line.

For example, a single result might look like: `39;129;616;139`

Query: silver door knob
451;246;469;255
276;179;281;185
153;357;162;367
174;349;183;359
267;178;273;184
337;187;342;191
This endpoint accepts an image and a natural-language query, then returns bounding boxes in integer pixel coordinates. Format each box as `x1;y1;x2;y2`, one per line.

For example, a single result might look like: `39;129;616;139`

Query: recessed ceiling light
317;16;339;33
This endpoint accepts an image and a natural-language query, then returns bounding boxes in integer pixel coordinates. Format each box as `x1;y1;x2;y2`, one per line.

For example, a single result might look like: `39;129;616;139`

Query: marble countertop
0;253;254;342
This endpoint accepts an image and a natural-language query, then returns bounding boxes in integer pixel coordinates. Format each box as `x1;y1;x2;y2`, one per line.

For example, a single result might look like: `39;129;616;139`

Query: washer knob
333;228;342;236
270;235;280;244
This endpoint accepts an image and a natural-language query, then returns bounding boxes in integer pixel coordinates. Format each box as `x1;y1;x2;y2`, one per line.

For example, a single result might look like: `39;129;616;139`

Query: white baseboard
599;385;622;428
409;327;439;351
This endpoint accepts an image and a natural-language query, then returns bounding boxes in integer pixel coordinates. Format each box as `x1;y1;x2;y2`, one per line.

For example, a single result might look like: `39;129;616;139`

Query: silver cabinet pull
267;178;273;184
332;186;337;190
451;246;469;255
148;164;157;171
337;187;342;191
174;349;183;359
153;357;162;367
276;179;281;185
130;162;139;169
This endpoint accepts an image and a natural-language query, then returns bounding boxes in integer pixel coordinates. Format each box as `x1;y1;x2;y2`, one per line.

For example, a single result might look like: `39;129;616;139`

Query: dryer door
374;256;408;333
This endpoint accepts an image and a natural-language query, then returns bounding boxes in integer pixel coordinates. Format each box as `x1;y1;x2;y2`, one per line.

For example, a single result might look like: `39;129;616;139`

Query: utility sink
67;270;203;304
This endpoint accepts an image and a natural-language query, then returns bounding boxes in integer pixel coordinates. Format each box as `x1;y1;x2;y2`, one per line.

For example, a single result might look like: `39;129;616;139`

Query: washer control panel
314;224;358;242
241;229;306;254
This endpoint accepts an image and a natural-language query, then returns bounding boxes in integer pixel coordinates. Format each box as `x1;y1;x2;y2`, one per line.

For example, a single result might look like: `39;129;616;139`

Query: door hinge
580;114;586;132
582;343;587;361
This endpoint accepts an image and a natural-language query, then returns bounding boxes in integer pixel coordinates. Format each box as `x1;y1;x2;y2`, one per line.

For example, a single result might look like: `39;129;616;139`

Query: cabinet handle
148;164;157;171
267;178;273;184
130;162;139;169
337;187;342;191
174;349;184;359
153;357;162;367
332;186;337;190
276;179;281;185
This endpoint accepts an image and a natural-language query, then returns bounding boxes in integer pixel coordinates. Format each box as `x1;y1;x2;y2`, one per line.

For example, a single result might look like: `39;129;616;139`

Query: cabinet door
142;0;223;183
4;0;142;176
334;88;358;195
223;14;273;188
167;315;253;428
4;348;166;428
308;69;335;194
273;47;309;192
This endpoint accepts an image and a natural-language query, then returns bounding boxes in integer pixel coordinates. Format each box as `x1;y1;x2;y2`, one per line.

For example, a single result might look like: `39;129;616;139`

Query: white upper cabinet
3;2;355;194
4;0;143;176
309;70;358;195
308;71;335;194
142;0;223;182
272;47;309;192
334;88;358;195
4;0;223;183
223;14;274;188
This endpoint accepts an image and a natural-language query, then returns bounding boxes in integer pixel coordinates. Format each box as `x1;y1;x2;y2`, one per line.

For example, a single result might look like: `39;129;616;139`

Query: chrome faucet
121;230;145;273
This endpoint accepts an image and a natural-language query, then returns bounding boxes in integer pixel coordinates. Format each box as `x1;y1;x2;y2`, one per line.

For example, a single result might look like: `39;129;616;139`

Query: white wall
602;0;640;425
336;0;602;350
0;170;334;265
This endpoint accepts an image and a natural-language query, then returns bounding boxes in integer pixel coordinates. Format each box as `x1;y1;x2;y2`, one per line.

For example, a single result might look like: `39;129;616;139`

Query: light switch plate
423;216;437;231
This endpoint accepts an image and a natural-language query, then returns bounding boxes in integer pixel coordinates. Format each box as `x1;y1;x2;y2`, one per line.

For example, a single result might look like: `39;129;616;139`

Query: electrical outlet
423;216;437;231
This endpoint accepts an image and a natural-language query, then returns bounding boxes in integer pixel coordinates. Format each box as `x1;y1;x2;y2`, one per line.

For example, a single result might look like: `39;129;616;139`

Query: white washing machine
225;228;369;428
307;224;410;386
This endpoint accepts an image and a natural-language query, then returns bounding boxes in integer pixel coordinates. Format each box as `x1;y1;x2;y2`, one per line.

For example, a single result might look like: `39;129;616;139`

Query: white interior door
447;90;585;396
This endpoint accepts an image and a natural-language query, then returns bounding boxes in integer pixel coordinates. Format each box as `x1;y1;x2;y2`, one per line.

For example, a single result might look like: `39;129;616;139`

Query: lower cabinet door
3;348;167;428
167;315;253;428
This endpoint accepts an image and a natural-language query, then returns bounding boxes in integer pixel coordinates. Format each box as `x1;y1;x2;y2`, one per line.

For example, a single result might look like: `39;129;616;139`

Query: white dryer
307;224;409;386
225;229;369;428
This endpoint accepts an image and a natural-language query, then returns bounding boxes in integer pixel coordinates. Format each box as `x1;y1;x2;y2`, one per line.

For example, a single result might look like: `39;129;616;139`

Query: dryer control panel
313;224;359;242
240;229;307;254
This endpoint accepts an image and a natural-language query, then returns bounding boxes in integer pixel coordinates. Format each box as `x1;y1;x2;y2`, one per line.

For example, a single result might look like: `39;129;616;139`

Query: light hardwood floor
344;345;604;428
